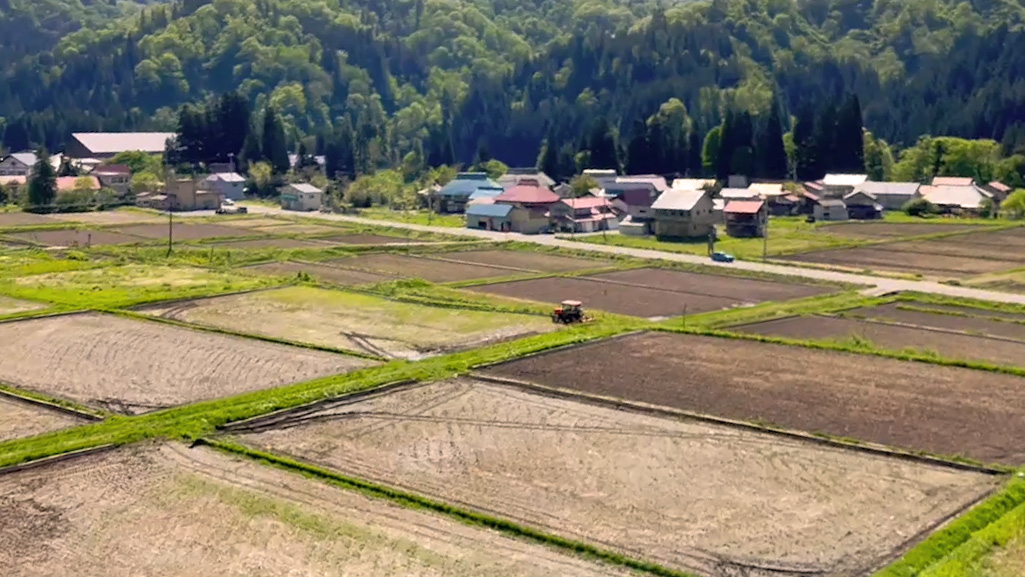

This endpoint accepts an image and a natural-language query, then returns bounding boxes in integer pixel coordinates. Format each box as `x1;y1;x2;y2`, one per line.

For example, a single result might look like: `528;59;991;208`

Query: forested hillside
2;0;1024;177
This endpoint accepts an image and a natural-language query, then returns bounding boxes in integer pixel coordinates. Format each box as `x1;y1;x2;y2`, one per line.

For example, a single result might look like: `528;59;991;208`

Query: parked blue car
711;251;735;263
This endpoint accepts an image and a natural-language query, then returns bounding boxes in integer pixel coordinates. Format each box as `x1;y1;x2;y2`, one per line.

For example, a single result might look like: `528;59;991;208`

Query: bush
903;197;939;217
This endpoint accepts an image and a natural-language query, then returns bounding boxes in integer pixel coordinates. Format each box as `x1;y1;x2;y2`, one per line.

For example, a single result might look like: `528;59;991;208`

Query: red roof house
723;200;767;238
495;183;560;205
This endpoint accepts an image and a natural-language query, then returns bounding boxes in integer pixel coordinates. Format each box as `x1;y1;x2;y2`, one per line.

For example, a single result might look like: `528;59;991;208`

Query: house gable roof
720;188;759;199
853;181;921;197
723;200;765;214
468;186;504;200
495;184;559;204
560;197;612;210
438;174;502;198
466;203;514;218
987;181;1012;193
207;172;245;183
931;176;975;187
921;185;986;208
651;188;708;211
288;183;322;194
10;152;37;167
822;173;868;187
71;132;175;155
94;164;132;175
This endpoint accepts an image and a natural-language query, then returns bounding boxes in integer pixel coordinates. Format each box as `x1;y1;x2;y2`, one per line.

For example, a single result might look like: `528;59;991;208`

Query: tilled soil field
244;261;395;286
139;286;553;360
212;238;329;250
0;443;630;577
324;253;512;283
0;212;56;227
781;246;1020;277
466;276;739;318
216;217;293;228
253;223;346;235
956;226;1025;248
118;222;246;241
0;396;85;443
732;315;1025;368
430;250;609;272
482;331;1025;465
588;267;832;302
0;313;373;414
877;239;1025;261
845;302;1025;339
231;379;996;577
6;229;146;247
49;210;164;225
818;222;980;238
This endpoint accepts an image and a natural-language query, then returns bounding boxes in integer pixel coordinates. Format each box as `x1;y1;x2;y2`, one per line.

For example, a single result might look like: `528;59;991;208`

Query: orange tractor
551;300;590;324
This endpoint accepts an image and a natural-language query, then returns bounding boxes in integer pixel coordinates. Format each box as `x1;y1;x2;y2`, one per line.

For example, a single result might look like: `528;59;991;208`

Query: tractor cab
552;300;586;324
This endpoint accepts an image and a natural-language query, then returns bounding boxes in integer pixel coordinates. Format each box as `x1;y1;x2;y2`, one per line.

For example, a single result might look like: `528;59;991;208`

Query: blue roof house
466;203;515;232
435;172;502;213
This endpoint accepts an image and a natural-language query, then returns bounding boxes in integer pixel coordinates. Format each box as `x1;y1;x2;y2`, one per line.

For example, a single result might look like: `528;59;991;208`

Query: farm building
719;188;760;202
767;193;802;216
813;198;849;221
611;189;658;236
851;182;921;210
724;200;767;237
66;132;175;159
921;184;992;214
931;176;975;187
843;190;884;219
820;174;868;197
92;164;131;196
465;203;514;231
497;169;555;190
671;178;716;191
550;197;618;233
279;183;324;212
137;178;220;211
204;172;246;201
983;181;1013;203
651;188;716;240
434;172;502;213
747;182;785;198
493;182;560;234
466;186;504;206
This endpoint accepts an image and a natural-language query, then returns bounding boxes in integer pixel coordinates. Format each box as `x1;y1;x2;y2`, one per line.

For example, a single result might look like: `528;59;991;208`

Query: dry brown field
324;253;512;283
139;286;554;360
253;223;343;235
118;222;246;241
215;217;293;228
0;443;631;577
0;212;56;227
846;302;1025;337
212;238;328;250
467;276;746;318
0;395;85;443
819;222;980;238
780;245;1020;277
244;261;395;285
232;379;996;577
732;314;1025;368
430;249;609;272
589;267;832;301
483;331;1025;465
6;229;145;247
49;210;164;225
0;313;373;414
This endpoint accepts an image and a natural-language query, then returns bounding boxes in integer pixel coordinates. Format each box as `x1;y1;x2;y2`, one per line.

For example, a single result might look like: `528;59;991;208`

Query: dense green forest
1;0;1025;182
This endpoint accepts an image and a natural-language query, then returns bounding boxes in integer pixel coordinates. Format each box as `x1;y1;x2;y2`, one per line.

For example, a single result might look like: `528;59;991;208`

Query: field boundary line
0;385;105;421
198;437;699;577
477;329;650;369
0;308;94;326
109;308;386;362
123;285;298;312
469;373;1009;475
820;313;1025;345
0;443;117;477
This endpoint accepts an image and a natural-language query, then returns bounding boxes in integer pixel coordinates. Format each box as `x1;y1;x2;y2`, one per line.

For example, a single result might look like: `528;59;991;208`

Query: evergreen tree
625;119;653;175
702;126;721;177
538;134;562;181
295;140;317;169
585;119;619;171
214;91;251;164
813;101;838;174
793;104;821;181
834;94;865;173
239;129;262;173
730;111;755;176
325;120;355;180
27;148;57;211
756;92;788;179
715;109;734;180
261;106;290;175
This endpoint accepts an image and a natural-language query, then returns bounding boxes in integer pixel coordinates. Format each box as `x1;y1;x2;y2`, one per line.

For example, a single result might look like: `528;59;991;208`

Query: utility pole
167;206;173;256
762;215;768;261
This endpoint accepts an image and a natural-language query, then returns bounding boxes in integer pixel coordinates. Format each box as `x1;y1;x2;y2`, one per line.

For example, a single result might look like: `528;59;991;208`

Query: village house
204;172;246;201
850;181;921;211
930;176;975;187
466;186;504;206
0;151;62;176
492;182;561;234
66;132;175;160
820;174;868;197
606;176;668;236
671;178;716;191
650;188;716;240
920;184;992;214
812;198;850;221
137;177;220;211
279;183;324;212
747;182;784;198
498;169;555;190
766;193;802;216
719;187;760;202
983;181;1013;203
434;172;502;213
549;197;618;233
92;164;132;197
723;200;768;237
842;190;884;219
465;203;515;232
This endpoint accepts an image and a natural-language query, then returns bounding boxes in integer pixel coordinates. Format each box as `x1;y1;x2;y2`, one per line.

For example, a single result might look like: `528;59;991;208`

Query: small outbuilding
842;190;884;220
723;200;768;238
280;183;324;212
813;198;850;221
466;203;514;232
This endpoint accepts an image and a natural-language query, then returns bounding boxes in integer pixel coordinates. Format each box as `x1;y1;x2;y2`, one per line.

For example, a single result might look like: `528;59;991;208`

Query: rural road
233;205;1025;306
